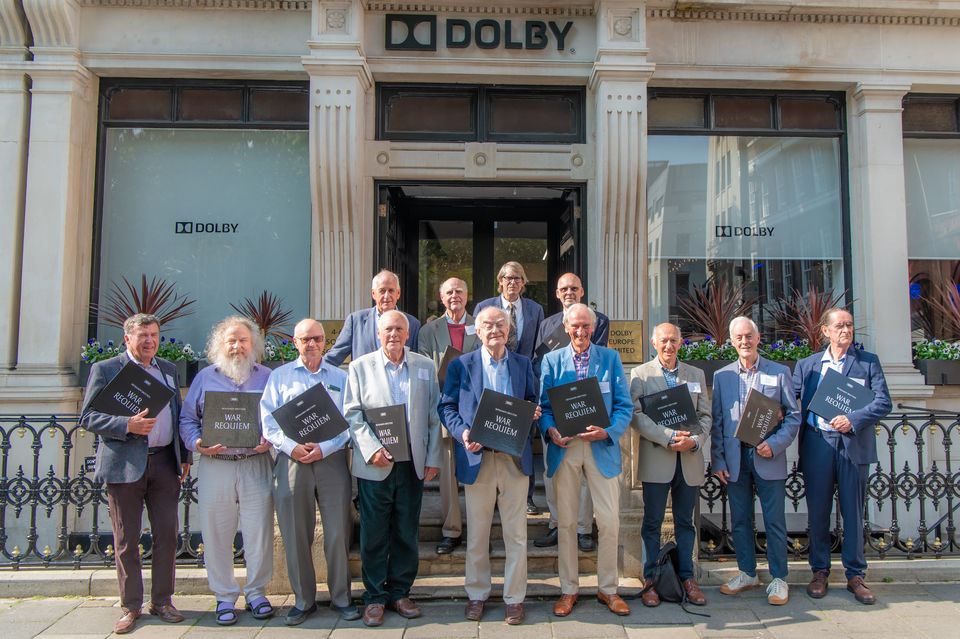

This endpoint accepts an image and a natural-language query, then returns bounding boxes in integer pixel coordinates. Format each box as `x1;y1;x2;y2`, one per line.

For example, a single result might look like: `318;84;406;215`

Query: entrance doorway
376;183;585;323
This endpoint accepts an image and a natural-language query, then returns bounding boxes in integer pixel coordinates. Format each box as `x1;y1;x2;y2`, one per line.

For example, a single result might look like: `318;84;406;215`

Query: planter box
77;360;196;387
915;359;960;385
77;362;93;388
683;359;796;386
262;360;291;370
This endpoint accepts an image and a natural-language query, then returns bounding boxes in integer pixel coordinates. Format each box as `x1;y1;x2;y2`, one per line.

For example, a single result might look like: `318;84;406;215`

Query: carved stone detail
0;0;29;49
648;7;960;27
326;7;346;31
22;0;80;49
79;0;310;9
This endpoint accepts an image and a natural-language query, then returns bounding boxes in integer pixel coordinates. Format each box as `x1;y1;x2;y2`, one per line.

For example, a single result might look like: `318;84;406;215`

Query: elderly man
794;308;891;604
539;303;634;617
259;319;358;625
325;269;421;366
474;261;544;360
344;310;441;627
179;316;275;625
630;322;711;607
711;316;801;606
80;313;191;634
439;306;540;624
418;277;480;555
534;272;609;549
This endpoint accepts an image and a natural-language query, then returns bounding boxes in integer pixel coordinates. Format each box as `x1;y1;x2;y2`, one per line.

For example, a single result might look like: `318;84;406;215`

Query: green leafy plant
156;336;197;362
230;290;293;342
678;337;737;361
80;338;123;364
676;278;755;344
767;288;848;352
913;339;960;361
97;274;196;328
761;338;816;361
263;338;298;362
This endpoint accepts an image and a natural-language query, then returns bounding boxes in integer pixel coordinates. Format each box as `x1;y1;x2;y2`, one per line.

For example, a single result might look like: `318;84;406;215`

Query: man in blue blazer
439;306;540;625
473;261;544;360
711;316;800;606
793;308;891;605
80;314;191;634
539;304;634;618
324;269;420;366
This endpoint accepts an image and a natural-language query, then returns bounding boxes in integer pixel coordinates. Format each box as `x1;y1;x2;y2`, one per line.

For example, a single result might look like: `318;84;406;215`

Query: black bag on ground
634;541;710;617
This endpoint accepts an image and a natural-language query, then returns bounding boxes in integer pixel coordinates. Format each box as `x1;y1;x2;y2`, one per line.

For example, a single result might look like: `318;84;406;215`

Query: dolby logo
715;225;775;238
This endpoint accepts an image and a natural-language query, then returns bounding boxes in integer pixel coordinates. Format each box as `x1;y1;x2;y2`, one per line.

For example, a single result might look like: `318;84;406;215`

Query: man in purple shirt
180;316;274;625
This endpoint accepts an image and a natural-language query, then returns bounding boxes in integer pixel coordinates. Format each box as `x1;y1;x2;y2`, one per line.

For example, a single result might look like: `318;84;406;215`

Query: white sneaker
767;578;789;605
719;571;760;595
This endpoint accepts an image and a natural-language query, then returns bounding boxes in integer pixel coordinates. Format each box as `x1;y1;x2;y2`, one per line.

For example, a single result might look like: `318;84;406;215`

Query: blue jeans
726;447;788;579
641;455;698;580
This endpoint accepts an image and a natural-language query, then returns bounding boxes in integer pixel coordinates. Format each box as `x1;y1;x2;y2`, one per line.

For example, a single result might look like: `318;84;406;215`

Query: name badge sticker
760;374;778;387
164;374;176;389
687;382;702;394
418;368;431;381
598;381;611;394
851;377;866;387
465;325;477;335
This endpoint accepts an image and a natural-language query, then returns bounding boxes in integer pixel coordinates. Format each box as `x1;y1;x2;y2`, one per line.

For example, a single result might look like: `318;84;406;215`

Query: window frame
902;94;960;139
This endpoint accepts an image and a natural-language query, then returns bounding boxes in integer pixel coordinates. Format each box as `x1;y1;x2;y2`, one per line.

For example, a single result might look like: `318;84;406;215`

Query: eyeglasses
295;335;324;344
479;321;508;330
501;275;523;282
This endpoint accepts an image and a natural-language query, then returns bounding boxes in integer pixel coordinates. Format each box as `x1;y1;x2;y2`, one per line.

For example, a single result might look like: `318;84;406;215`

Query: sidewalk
2;581;958;639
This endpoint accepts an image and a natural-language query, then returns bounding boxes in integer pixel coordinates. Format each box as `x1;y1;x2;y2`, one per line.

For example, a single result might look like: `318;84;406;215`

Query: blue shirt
179;363;272;454
480;347;511;394
259;357;350;458
811;348;849;432
127;350;174;448
380;348;410;407
500;295;524;341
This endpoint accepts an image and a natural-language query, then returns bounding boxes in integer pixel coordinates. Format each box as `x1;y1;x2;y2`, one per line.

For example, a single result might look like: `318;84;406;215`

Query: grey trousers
273;449;353;609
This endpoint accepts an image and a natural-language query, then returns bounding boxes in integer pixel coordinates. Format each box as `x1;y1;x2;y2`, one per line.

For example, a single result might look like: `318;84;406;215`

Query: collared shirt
127;350;173;448
738;359;760;410
573;347;591;381
811;348;848;431
179;363;272;454
659;358;680;389
259;357;350;458
480;347;511;394
500;295;524;340
380;348;410;407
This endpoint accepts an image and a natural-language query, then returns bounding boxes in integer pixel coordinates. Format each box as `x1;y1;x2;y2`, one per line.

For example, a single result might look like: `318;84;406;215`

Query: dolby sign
385;14;574;52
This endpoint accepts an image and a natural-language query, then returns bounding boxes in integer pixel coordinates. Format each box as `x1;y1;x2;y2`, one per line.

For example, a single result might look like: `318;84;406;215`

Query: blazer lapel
841;349;857;377
469;351;484;405
508;353;525;399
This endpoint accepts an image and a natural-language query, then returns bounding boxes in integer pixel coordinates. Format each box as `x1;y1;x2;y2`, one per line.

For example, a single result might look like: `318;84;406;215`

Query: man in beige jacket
630;322;710;607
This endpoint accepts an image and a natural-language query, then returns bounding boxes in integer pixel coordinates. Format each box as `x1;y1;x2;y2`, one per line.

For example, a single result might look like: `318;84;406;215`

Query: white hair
562;303;597;327
651;322;682;341
377;309;409;331
371;269;400;290
729;315;759;336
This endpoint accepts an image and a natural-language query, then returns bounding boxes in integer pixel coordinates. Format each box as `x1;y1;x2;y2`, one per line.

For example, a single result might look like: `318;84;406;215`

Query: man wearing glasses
474;262;544;360
260;319;359;625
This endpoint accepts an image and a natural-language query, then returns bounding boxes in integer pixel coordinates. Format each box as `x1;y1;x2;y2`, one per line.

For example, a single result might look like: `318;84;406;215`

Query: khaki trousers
553;438;620;595
463;451;527;604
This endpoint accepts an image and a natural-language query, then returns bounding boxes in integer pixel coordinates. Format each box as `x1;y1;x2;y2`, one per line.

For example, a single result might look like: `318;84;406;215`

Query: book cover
734;388;783;447
808;367;875;422
363;404;411;463
546;377;611;438
640;384;699;432
201;391;263;448
271;383;349;444
535;323;571;360
89;360;175;418
469;389;536;457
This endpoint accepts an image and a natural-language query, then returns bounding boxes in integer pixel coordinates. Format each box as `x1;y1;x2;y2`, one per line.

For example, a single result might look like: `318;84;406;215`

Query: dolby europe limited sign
385;14;575;52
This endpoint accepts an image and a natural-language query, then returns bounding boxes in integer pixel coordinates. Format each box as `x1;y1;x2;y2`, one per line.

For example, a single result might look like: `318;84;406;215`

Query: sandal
246;596;274;620
216;601;238;626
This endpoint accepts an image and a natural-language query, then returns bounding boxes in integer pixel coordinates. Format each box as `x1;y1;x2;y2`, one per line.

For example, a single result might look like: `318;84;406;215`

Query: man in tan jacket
630;322;710;607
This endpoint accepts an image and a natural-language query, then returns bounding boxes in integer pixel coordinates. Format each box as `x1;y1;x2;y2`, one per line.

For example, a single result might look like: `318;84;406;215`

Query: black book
734;388;783;447
271;383;349;444
640;384;699;432
89;360;176;418
438;346;463;388
535;323;571;359
547;377;611;438
201;391;263;449
808;367;876;422
364;404;411;463
469;390;537;457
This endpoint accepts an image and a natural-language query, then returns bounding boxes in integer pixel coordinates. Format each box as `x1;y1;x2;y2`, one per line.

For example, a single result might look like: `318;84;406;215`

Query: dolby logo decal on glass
175;222;239;234
715;225;776;238
384;14;575;52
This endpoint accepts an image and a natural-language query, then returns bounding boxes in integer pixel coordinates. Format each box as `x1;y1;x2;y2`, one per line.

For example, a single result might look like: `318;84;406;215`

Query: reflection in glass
904;139;960;259
418;220;473;321
493;221;549;310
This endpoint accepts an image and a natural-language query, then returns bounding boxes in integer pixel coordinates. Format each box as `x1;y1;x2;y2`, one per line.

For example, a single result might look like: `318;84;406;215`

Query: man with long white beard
180;316;275;625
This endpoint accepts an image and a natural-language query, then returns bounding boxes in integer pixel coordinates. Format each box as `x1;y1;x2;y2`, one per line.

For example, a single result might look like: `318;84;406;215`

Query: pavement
2;581;959;639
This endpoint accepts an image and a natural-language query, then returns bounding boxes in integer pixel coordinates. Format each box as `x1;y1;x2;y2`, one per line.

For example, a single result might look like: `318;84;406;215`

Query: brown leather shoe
847;576;876;605
641;579;661;607
683;578;707;606
114;609;140;635
597;591;631;616
807;570;829;599
553;593;578;617
504;603;525;625
464;599;484;621
363;603;385;627
389;597;422;619
147;602;184;623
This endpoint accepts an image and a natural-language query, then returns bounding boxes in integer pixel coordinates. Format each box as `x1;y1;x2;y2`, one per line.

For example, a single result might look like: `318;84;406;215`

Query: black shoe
534;528;558;547
284;603;317;626
331;603;362;621
578;533;596;552
436;536;462;555
526;498;541;515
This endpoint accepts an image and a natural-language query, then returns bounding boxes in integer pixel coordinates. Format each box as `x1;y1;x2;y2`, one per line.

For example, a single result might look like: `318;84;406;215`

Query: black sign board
364;404;411;463
535;323;571;360
469;390;536;457
808;368;875;422
271;383;349;445
438;346;463;388
89;360;175;418
640;384;699;432
546;377;610;438
201;391;262;449
735;388;783;447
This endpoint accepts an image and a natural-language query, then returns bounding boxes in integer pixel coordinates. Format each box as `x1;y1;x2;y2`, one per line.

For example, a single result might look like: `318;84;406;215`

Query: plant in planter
262;338;299;368
96;274;196;328
767;287;848;352
678;337;737;385
156;336;198;386
230;290;293;343
77;339;124;386
913;339;960;385
676;278;755;344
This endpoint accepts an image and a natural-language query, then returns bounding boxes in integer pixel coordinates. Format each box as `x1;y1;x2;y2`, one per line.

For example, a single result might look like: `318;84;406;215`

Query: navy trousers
726;447;789;579
801;426;869;579
641;454;698;580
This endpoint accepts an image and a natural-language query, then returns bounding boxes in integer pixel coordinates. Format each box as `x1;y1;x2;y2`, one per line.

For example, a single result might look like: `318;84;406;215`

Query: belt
147;445;169;455
212;453;259;461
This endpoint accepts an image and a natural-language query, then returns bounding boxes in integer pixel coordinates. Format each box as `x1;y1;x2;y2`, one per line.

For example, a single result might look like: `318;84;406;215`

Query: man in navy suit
539;304;634;618
439;306;540;625
473;261;544;361
324;269;420;366
711;316;800;606
793;308;891;605
80;313;191;634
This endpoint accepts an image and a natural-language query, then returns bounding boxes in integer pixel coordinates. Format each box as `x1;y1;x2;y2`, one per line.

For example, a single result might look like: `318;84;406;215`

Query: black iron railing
699;410;960;559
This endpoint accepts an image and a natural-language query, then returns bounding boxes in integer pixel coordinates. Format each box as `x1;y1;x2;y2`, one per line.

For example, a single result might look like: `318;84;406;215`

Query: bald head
556;273;585;309
439;277;468;320
651;322;682;368
292;319;325;371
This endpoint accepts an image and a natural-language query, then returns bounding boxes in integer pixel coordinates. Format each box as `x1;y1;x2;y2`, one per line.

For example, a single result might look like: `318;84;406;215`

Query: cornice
22;0;79;48
0;0;29;49
648;7;960;27
79;0;310;9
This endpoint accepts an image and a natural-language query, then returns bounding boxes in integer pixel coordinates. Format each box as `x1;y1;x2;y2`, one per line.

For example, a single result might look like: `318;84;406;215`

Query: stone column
848;84;932;401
